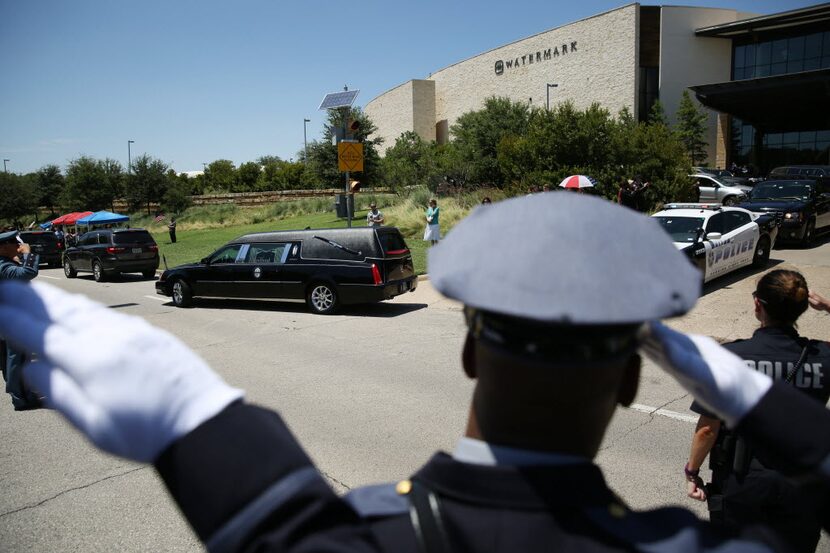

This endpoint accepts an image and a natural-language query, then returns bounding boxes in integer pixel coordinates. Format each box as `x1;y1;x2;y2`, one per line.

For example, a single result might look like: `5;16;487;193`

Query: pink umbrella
558;175;595;189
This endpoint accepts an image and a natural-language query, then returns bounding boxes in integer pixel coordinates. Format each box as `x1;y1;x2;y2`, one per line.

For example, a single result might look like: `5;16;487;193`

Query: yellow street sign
338;142;364;172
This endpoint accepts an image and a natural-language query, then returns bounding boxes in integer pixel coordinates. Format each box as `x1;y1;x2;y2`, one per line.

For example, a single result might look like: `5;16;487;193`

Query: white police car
651;203;779;283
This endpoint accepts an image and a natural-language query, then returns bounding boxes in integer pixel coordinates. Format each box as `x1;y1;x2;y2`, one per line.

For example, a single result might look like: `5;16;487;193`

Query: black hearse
155;227;417;314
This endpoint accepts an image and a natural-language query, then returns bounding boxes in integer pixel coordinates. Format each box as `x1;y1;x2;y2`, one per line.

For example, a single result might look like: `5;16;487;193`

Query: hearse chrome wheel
308;283;337;314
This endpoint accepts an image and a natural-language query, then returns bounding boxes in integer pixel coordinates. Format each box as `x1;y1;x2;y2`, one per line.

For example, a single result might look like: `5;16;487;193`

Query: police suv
651;203;779;283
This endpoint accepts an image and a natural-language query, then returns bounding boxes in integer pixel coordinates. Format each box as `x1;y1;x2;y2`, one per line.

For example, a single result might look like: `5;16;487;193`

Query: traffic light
346;119;361;139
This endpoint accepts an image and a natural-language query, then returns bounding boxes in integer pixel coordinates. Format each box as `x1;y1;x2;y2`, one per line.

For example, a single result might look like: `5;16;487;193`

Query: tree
491;101;690;209
100;158;125;211
0;172;39;226
61;156;109;211
36;165;64;215
648;100;669;127
126;155;169;214
676;90;709;165
380;131;442;192
256;155;282;166
162;169;193;213
306;107;382;189
450;97;530;187
205;160;237;192
237;162;261;192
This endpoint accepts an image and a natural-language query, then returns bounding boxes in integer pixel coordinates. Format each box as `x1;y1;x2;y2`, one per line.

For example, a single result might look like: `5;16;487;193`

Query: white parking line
628;403;698;424
144;295;167;302
39;275;60;280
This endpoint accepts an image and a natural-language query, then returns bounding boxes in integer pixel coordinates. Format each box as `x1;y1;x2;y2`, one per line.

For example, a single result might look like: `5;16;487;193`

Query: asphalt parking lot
1;233;829;552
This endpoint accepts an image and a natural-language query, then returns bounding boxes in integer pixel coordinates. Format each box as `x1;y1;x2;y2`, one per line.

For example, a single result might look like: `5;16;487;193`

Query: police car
651;203;780;283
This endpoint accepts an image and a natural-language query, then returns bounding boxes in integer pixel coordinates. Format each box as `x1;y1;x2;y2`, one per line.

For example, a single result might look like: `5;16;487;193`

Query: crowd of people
0;192;828;552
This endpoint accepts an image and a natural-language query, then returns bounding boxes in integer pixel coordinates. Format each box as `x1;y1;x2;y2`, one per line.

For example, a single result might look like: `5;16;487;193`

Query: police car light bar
663;203;722;211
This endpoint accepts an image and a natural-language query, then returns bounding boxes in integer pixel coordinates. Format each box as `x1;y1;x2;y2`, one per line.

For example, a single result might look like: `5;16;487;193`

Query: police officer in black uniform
1;194;829;553
686;269;830;553
0;229;40;409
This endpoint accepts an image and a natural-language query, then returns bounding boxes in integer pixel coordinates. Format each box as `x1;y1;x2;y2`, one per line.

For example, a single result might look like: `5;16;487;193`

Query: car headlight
784;212;803;221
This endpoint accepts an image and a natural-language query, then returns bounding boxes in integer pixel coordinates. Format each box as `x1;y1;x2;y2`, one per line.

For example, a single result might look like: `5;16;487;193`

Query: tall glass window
733;30;830;80
731;118;830;171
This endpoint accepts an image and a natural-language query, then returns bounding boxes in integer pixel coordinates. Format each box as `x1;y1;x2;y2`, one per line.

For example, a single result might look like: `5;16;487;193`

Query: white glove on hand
0;281;244;462
639;322;771;427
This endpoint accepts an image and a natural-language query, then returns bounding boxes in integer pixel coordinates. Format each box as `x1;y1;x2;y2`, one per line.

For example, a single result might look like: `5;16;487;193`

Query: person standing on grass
168;217;177;244
366;203;384;227
423;198;440;246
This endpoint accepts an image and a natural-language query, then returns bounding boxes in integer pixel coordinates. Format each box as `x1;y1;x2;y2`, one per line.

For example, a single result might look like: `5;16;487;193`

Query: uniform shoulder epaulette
344;482;409;519
22;253;39;269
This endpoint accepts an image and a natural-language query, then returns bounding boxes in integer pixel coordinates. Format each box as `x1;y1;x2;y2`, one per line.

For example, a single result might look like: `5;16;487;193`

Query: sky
0;0;814;175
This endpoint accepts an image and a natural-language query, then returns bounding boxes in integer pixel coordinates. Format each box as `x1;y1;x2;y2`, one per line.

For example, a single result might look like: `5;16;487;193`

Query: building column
715;114;729;169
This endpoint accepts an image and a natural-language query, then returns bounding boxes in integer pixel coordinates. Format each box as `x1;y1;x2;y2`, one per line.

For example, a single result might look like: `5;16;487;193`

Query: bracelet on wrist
684;463;700;481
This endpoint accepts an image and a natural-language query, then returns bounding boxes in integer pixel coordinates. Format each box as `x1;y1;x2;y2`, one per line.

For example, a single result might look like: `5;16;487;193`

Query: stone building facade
365;3;758;165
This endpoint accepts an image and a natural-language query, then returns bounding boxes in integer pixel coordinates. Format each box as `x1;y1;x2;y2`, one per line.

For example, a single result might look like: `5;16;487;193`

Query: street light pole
546;83;559;110
2;159;8;173
127;140;135;174
303;118;311;161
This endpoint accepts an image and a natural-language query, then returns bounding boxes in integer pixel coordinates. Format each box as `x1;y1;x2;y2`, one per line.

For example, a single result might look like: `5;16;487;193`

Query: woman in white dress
423;198;440;245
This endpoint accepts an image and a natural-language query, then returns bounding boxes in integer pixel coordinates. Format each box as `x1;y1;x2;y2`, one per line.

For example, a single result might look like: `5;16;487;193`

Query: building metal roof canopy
318;90;360;110
695;3;830;38
690;69;830;132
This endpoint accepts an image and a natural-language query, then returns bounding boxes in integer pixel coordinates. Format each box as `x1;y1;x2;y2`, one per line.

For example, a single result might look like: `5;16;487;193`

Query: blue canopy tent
76;210;130;228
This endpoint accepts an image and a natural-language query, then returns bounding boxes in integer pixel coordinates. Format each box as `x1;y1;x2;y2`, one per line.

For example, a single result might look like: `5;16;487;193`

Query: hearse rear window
304;235;365;261
378;231;408;254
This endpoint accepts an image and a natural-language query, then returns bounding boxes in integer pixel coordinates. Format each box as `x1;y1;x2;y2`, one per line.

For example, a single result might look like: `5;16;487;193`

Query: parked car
63;228;159;281
155;226;418;314
690;174;751;206
651;203;779;283
737;179;830;245
768;165;830;184
692;167;752;187
19;231;63;267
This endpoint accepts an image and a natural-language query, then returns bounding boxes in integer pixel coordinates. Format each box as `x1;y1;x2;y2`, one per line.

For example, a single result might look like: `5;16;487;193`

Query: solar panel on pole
318;90;360;110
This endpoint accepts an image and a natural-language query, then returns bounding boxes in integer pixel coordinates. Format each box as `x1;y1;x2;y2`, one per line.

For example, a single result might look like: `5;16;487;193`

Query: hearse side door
232;242;296;299
196;244;246;297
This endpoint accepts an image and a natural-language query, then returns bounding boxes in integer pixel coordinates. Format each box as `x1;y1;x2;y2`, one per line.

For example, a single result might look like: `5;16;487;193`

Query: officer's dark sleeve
0;255;39;281
735;381;830;481
155;402;379;553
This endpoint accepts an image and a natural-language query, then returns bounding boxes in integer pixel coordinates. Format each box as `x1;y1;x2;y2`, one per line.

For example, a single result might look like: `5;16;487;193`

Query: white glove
639;322;771;427
0;281;243;462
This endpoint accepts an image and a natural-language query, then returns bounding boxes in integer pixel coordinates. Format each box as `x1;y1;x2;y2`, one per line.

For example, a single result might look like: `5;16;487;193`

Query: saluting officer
0;229;41;410
1;194;828;552
685;269;830;553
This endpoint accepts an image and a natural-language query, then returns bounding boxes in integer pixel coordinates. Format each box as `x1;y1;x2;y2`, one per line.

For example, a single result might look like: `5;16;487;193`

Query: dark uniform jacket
691;328;830;552
155;400;803;553
0;254;39;281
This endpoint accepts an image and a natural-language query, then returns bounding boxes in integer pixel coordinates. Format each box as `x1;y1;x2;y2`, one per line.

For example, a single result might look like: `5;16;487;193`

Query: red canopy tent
51;212;93;226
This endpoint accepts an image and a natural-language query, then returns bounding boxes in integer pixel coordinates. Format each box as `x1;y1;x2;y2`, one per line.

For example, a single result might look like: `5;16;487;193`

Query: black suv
768;165;830;184
19;231;63;267
156;226;417;314
737;179;830;245
63;228;159;281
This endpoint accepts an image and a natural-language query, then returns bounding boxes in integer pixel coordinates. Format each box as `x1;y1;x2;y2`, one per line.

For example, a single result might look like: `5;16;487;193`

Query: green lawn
151;210;431;275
